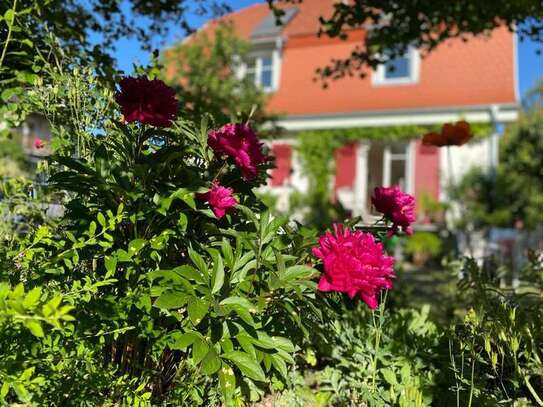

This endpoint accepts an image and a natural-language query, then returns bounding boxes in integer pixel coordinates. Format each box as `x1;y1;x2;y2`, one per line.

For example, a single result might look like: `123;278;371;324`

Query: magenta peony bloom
207;123;268;180
372;186;416;236
312;224;395;309
34;138;44;149
197;181;238;219
115;76;178;128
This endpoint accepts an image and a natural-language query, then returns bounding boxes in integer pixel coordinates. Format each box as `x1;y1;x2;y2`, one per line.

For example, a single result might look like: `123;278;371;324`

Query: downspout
489;104;500;180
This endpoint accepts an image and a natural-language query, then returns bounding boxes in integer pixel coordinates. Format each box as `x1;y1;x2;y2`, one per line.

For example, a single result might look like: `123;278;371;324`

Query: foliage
268;256;543;406
163;23;269;126
418;192;448;223
444;258;543;405
0;135;30;177
313;301;440;406
404;232;443;258
454;103;543;229
0;282;74;401
452;166;514;229
269;0;542;83
0;62;331;404
0;0;229;137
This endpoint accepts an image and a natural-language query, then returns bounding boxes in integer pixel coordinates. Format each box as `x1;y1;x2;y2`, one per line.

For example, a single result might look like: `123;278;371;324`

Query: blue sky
112;0;542;100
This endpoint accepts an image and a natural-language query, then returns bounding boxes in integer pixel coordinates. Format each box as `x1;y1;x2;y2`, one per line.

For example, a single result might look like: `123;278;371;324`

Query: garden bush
0;73;330;405
0;59;422;405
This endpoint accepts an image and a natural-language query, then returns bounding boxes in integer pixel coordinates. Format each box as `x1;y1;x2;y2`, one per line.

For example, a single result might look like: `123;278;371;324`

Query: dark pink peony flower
115;76;178;128
372;186;416;236
312;224;395;309
34;138;44;149
197;181;238;219
207;123;268;180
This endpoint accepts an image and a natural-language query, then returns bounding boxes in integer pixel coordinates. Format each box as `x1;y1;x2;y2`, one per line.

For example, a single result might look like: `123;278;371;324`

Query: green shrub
0;72;328;405
404;232;443;258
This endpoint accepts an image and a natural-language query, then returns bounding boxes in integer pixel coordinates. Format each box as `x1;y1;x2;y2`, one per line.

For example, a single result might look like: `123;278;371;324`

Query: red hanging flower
115;76;178;128
422;120;472;147
372;186;416;236
197;181;238;219
33;138;45;149
208;123;268;180
312;224;395;310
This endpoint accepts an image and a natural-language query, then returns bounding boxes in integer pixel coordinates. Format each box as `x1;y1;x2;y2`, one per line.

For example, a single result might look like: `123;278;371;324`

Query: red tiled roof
193;1;518;117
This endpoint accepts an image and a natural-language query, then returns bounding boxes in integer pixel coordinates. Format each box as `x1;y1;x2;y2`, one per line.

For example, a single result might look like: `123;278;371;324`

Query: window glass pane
246;56;257;70
261;56;273;69
390;159;407;190
384;54;410;79
389;142;407;155
260;69;273;88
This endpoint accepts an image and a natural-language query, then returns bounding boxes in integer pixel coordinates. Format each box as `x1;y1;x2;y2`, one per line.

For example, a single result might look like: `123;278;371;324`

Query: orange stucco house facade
176;0;519;218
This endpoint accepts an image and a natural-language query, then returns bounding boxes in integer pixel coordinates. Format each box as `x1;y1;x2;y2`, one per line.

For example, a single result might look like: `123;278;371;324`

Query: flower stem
468;357;475;407
0;0;17;69
212;162;228;183
371;290;388;392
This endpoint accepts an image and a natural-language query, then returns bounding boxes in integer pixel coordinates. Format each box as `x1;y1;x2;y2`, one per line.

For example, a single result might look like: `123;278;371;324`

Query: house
175;0;519;219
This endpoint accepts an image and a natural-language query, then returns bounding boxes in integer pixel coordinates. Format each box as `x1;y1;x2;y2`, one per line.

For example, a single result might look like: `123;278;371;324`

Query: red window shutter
414;139;440;208
271;144;292;186
334;143;357;200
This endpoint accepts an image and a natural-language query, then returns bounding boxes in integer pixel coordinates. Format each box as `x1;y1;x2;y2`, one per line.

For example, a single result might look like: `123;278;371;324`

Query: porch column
352;142;370;217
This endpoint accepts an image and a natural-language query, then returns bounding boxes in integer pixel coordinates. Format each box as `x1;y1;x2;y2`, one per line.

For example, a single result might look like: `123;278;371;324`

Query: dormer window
373;48;420;86
244;51;279;92
244;8;298;93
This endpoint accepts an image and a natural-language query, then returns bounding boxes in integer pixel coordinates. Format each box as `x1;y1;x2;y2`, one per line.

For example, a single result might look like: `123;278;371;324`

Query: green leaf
219;296;256;324
12;383;29;402
381;368;398;385
219;363;236;403
271;336;295;353
236;204;258;225
187;297;209;325
173;265;205;284
128;239;146;255
282;265;317;282
104;256;117;277
236;333;256;358
189;249;208;279
211;252;225;294
221;239;234;269
178;212;188;232
201;348;221;375
1;382;9;398
4;10;14;25
231;259;256;284
192;337;209;364
270;353;288;379
262;216;287;244
222;351;266;382
97;213;107;228
220;296;254;310
154;292;187;310
26;321;44;337
168;331;199;350
22;287;41;309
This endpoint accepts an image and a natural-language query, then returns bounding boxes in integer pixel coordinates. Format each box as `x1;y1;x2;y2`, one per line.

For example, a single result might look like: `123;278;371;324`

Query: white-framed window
372;48;420;86
365;142;413;213
242;50;280;92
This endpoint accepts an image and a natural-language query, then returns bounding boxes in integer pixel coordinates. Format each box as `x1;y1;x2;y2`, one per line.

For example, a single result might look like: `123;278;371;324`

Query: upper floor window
243;51;279;92
373;48;420;86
